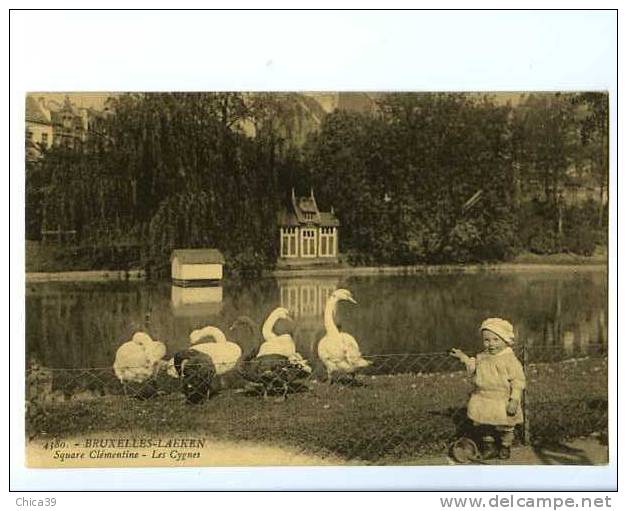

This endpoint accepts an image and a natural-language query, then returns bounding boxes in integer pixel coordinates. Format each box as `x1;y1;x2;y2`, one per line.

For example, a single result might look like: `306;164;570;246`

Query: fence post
522;336;531;445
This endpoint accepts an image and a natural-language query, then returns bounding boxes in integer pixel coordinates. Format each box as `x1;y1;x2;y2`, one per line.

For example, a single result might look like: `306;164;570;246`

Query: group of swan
112;288;371;402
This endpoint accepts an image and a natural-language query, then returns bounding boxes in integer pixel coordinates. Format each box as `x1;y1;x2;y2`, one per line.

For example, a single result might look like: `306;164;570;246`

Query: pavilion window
301;228;316;257
281;227;298;257
318;226;336;257
328;227;335;256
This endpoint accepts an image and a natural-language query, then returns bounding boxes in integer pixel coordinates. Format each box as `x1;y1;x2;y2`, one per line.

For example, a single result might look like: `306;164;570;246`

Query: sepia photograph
24;90;608;468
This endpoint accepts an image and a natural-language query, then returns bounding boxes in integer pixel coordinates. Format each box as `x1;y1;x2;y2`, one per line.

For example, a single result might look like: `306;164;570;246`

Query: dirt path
406;437;608;466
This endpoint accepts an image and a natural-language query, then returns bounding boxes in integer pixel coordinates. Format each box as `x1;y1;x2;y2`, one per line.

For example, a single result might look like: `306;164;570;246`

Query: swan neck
262;310;280;341
324;297;340;337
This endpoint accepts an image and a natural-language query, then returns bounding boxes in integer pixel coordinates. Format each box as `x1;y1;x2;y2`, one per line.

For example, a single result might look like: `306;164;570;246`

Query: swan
171;349;216;404
229;315;311;400
113;331;167;384
317;289;371;383
188;326;243;375
258;307;301;359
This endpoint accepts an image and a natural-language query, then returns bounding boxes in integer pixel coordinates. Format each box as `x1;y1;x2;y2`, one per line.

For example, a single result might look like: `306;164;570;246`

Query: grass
512;247;607;266
26;240;607;275
25;240;141;273
27;357;608;464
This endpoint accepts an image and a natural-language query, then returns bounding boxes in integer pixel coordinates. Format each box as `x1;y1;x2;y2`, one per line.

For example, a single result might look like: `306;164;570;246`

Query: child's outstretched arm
449;348;476;375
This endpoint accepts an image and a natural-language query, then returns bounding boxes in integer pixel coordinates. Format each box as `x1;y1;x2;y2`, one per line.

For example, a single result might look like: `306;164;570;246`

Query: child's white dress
464;347;526;426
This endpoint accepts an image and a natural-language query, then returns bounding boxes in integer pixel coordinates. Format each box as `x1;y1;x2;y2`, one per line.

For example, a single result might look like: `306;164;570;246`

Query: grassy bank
25;241;142;273
28;357;607;464
511;248;607;266
26;270;146;283
26;241;607;276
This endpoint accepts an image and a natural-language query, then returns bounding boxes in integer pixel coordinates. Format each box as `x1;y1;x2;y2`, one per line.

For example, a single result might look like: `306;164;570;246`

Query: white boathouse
171;249;225;286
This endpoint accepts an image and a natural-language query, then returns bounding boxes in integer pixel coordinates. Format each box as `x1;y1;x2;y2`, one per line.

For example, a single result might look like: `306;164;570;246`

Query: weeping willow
29;92;607;272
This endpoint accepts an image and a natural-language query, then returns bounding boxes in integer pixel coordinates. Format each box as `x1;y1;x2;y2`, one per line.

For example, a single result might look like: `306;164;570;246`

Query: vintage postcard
24;91;608;468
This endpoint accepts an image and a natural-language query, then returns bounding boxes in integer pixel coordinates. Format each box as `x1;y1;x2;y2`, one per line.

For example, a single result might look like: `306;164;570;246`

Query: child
450;317;526;460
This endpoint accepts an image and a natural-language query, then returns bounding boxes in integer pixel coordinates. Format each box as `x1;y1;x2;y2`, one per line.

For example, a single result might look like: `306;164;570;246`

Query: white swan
113;331;167;384
257;307;297;357
317;289;370;381
257;307;310;371
229;315;312;399
189;325;243;375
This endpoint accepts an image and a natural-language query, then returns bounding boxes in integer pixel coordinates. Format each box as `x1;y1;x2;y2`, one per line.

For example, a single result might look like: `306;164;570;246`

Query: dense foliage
25;92;608;274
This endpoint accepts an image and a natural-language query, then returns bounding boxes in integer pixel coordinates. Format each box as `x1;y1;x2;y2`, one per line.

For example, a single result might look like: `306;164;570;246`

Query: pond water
26;269;607;370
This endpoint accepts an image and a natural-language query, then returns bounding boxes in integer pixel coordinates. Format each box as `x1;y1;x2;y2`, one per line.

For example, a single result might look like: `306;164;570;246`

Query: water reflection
279;278;338;319
170;285;223;317
26;270;608;370
278;278;339;356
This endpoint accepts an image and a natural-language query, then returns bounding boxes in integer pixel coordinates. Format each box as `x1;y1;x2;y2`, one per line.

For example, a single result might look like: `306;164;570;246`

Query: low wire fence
25;346;608;463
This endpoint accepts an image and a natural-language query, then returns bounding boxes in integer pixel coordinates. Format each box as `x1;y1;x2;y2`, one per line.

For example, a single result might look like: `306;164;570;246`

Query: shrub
225;248;271;279
562;200;603;256
443;221;482;263
528;230;560;255
518;199;559;255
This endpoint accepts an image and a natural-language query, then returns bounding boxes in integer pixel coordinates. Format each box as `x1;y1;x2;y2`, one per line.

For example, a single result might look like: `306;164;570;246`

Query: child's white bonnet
480;317;515;345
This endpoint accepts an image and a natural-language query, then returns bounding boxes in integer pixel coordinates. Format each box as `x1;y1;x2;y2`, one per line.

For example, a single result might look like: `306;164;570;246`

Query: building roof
171;249;225;264
60;96;80;115
292;188;321;222
319;212;340;227
277;210;339;227
277;210;300;226
25;96;51;125
297;94;327;124
298;196;318;213
337;92;379;114
278;188;340;227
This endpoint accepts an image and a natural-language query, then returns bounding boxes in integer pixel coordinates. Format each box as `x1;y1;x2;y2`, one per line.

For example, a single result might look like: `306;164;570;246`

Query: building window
281;227;298;257
41;133;48;146
301;228;316;257
319;227;336;257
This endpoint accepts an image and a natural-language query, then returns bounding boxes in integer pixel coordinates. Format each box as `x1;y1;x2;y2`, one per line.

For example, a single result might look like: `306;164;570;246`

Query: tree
571;92;609;228
306;93;517;263
511;93;582;251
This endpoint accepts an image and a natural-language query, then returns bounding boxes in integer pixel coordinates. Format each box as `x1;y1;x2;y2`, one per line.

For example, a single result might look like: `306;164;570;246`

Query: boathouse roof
171;248;225;264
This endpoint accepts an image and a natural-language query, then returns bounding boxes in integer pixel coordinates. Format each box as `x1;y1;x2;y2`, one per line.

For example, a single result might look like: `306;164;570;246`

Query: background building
277;188;340;266
25;96;54;161
26;94;110;159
